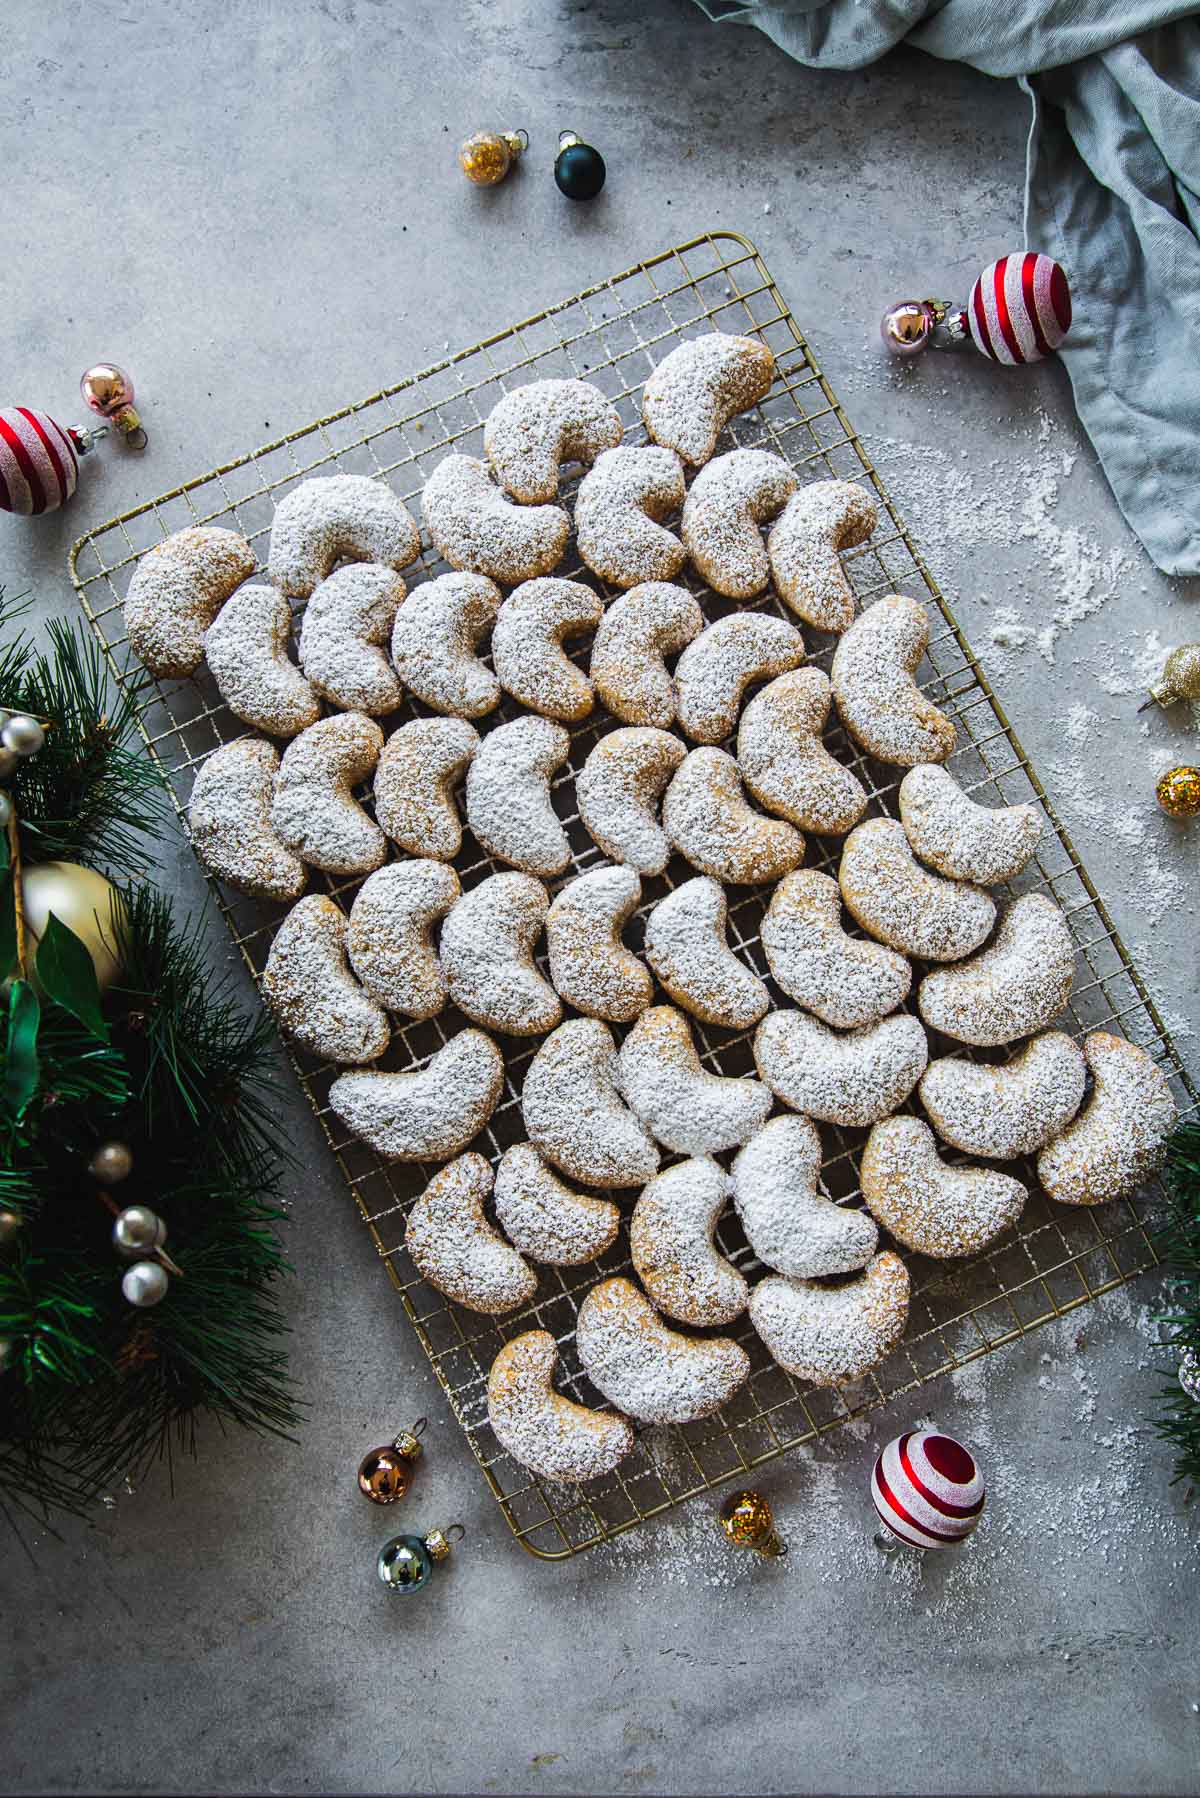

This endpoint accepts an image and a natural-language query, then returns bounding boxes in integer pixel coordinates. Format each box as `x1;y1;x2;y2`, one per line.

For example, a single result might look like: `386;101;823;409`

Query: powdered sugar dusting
575;446;686;588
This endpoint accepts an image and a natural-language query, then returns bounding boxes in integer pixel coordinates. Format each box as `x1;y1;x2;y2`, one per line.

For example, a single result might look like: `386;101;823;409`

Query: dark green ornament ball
555;142;606;202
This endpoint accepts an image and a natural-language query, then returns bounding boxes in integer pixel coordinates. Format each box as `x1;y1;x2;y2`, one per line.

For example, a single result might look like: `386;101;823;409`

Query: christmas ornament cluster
0;363;144;516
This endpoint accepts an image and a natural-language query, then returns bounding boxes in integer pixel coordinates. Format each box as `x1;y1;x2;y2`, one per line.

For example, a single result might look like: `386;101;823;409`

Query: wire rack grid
70;231;1197;1560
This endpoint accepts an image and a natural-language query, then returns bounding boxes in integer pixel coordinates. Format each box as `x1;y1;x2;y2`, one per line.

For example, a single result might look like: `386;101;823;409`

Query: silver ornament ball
112;1205;166;1260
1179;1347;1200;1404
121;1260;169;1307
1;714;46;758
88;1139;134;1187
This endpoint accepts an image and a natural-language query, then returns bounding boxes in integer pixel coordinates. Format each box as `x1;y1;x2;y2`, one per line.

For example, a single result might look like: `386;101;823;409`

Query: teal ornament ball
554;132;605;202
377;1533;432;1595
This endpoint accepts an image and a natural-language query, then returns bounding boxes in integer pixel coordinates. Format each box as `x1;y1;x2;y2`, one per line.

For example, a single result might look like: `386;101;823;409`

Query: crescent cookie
484;378;622;503
732;1115;878;1279
491;578;603;721
861;1117;1027;1258
589;582;704;728
917;893;1074;1046
125;526;257;679
544;865;652;1024
267;474;420;598
487;1331;634;1483
576;1277;750;1423
375;717;478;860
662;747;805;884
642;332;775;467
831;595;955;766
440;872;562;1036
188;738;306;902
681;449;798;600
464;716;571;877
389;572;502;718
643;875;769;1031
749;1252;910;1387
493;1144;621;1265
329;1027;503;1161
767;480;878;632
522;1018;660;1189
1037;1032;1176;1207
297;563;405;715
754;1008;928;1129
762;870;911;1029
919;1031;1086;1160
616;1005;772;1157
839;818;995;963
406;1153;537;1314
629;1157;748;1327
674;614;805;745
262;894;389;1064
576;727;686;877
203;583;320;738
271;711;386;877
736;667;867;836
347;860;460;1020
422;454;569;583
575;446;686;588
899;763;1043;885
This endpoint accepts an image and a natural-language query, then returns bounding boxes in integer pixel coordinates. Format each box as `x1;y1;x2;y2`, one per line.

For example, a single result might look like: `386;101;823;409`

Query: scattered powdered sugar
642;874;769;1031
543;864;653;1023
860;1115;1027;1258
748;1252;910;1385
760;867;911;1029
839;817;996;961
125;525;257;678
918;1031;1086;1159
374;716;479;860
421;453;570;584
731;1113;878;1279
898;763;1043;885
766;479;877;631
917;893;1076;1047
270;711;387;876
589;580;703;727
389;570;502;719
440;871;561;1036
754;1008;928;1128
521;1018;660;1190
575;726;687;877
680;447;797;599
203;582;320;738
346;859;458;1020
297;562;404;715
405;1152;537;1314
674;613;805;745
641;332;775;467
462;714;571;878
616;1006;772;1158
328;1027;503;1161
486;1329;634;1483
662;747;806;885
188;736;306;902
490;578;602;722
574;446;687;588
629;1157;747;1326
261;893;389;1064
267;473;420;599
576;1276;750;1424
736;666;868;835
483;378;622;505
1037;1030;1178;1206
492;1144;620;1265
830;594;956;764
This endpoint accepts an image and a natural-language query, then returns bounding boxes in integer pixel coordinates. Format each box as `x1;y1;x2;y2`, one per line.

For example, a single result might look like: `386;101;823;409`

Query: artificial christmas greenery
0;594;296;1525
1156;1120;1200;1486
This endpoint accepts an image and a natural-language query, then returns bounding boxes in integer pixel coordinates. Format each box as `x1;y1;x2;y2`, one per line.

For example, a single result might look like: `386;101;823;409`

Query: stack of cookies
123;335;1176;1489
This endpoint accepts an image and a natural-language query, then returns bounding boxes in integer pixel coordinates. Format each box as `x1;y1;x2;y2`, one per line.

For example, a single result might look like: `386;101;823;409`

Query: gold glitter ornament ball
459;129;528;187
1156;765;1200;819
718;1488;787;1557
1148;643;1200;709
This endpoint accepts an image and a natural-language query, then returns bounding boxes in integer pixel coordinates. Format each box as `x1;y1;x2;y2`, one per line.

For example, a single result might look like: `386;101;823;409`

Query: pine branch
1154;1120;1200;1485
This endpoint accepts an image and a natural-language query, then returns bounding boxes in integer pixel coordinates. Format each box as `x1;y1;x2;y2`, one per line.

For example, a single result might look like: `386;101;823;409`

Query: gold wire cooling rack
70;231;1198;1560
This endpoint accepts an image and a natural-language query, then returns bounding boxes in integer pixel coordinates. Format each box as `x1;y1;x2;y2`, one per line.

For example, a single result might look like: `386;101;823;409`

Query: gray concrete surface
2;3;1199;1793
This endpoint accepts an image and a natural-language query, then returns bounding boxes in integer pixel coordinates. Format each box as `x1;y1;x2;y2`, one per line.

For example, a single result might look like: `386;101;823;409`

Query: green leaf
35;911;107;1041
0;826;10;871
0;867;16;981
2;980;40;1121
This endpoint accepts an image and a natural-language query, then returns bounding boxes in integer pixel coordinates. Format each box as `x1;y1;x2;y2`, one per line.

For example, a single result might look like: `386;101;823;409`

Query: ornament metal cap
718;1489;787;1558
423;1523;465;1562
392;1415;427;1461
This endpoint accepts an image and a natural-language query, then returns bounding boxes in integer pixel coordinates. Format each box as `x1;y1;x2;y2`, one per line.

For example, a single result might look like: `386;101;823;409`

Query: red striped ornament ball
0;408;80;514
871;1429;985;1550
967;252;1071;366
